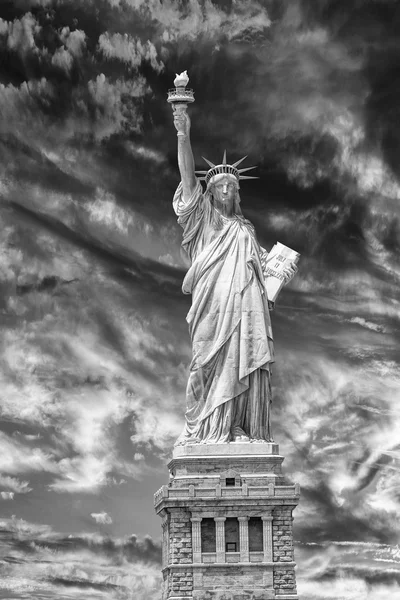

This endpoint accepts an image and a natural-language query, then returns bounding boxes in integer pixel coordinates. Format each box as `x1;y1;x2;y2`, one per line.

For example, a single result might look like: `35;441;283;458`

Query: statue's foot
231;426;250;443
174;437;201;446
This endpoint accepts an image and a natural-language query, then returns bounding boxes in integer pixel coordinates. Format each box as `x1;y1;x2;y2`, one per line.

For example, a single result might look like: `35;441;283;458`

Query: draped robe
173;179;274;444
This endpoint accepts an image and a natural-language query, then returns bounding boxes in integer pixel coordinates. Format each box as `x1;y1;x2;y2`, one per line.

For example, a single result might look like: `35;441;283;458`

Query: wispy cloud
0;432;58;476
1;491;15;500
0;475;32;495
0;517;161;599
99;33;164;73
105;0;271;43
91;511;112;525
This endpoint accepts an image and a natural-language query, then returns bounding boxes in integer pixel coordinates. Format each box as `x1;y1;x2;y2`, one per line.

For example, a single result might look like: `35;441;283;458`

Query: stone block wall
273;568;297;596
272;507;294;562
201;566;264;588
272;506;296;595
169;508;193;565
169;570;194;597
166;508;194;597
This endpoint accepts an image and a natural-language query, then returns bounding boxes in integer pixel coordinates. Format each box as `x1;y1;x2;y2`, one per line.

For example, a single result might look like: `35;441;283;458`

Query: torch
167;71;195;135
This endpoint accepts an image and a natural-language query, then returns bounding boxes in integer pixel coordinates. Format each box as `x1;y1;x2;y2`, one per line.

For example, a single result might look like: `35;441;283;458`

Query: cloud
349;316;385;333
119;0;271;42
50;455;115;494
98;32;164;73
0;475;32;494
0;201;188;493
91;511;112;525
0;515;54;538
0;71;148;148
125;142;166;164
51;46;74;74
272;345;400;543
130;403;183;451
297;541;400;600
1;492;15;500
87;73;148;140
0;78;53;140
0;12;41;57
0;517;162;598
0;516;162;563
86;188;134;236
0;432;58;476
59;27;86;57
14;0;53;6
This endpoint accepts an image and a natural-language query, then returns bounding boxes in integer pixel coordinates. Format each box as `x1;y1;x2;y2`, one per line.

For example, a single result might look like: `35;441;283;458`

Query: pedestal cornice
172;441;280;458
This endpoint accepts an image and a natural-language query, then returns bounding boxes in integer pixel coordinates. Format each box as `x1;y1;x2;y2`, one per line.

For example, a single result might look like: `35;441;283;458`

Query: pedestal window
201;518;216;553
225;517;240;552
249;517;263;552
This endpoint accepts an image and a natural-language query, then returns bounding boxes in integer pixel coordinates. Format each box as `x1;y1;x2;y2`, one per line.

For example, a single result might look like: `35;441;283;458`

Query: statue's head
196;152;258;215
207;174;241;214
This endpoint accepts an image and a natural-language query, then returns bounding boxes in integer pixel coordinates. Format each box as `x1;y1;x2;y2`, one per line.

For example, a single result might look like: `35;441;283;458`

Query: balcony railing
154;482;300;506
167;88;195;103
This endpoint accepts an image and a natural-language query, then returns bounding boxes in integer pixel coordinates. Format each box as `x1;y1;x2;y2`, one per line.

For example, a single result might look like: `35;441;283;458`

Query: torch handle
172;103;188;115
172;103;190;137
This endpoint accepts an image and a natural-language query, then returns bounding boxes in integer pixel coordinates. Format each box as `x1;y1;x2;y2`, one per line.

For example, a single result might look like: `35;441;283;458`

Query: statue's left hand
282;262;298;284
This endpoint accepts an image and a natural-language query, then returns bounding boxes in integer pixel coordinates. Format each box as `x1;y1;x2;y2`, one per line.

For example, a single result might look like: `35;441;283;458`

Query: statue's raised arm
173;108;196;202
168;71;196;202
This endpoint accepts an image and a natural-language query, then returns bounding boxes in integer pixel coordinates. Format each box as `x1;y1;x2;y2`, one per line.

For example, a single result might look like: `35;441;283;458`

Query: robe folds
173;179;274;444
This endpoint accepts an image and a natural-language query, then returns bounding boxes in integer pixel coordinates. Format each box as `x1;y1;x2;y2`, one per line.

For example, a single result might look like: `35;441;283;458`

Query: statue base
155;442;300;600
173;441;279;457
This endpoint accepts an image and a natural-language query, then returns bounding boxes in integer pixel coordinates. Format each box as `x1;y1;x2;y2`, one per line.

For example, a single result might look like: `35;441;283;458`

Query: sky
0;0;399;598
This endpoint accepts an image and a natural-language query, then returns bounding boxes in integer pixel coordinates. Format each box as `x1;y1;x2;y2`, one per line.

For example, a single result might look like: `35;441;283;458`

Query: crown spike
237;165;257;174
197;154;258;185
231;155;248;168
202;156;216;168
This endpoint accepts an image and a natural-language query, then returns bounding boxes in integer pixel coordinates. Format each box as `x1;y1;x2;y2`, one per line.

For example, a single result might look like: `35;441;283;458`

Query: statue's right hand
173;108;191;136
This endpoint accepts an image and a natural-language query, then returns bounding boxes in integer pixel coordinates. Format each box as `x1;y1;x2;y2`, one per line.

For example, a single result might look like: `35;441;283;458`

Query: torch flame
174;70;189;88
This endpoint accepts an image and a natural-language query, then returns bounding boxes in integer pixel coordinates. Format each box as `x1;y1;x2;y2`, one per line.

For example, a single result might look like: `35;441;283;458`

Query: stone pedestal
154;442;300;600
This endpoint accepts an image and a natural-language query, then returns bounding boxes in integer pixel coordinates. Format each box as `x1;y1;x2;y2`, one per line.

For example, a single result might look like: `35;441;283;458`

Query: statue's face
212;177;237;205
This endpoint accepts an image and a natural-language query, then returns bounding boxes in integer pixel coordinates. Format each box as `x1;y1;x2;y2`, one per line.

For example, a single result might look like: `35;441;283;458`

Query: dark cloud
0;518;161;598
0;521;161;565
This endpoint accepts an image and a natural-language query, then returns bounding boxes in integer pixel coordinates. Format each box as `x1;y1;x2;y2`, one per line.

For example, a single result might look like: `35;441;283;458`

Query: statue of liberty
170;73;297;446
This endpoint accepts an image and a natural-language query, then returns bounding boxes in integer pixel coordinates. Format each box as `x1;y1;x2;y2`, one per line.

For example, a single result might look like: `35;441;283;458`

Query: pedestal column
191;517;202;563
215;517;226;563
238;516;249;562
161;518;168;568
262;514;273;562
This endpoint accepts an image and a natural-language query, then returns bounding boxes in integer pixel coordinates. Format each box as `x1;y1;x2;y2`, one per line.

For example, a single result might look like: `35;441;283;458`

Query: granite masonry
154;442;300;600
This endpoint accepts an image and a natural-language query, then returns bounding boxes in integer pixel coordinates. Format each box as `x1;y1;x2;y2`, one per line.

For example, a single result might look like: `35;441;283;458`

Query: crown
195;151;258;185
